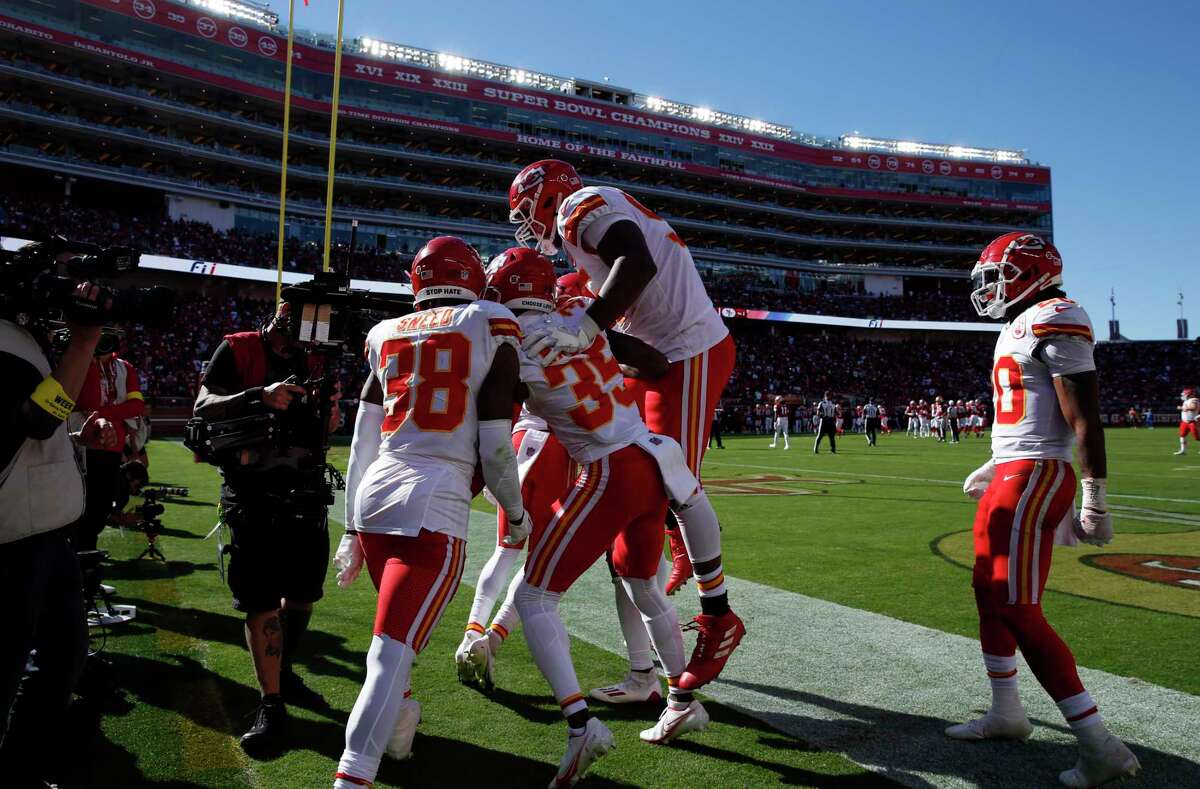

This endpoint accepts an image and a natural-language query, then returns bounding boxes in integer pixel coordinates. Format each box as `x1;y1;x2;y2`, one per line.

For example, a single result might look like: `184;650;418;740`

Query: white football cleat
550;717;614;788
468;631;495;690
639;700;709;745
455;631;482;685
1174;449;1187;455
945;709;1034;741
1059;733;1140;788
385;697;421;761
589;670;662;704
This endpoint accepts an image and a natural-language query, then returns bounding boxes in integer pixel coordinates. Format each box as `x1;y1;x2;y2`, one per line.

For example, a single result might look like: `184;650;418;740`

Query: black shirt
196;337;319;495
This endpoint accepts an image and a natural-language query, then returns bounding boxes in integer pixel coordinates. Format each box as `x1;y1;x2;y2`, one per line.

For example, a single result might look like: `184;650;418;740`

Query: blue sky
294;0;1199;339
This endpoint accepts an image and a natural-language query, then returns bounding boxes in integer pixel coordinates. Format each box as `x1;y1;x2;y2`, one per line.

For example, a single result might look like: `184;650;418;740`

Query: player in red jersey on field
952;232;1139;787
331;237;528;788
485;251;726;785
508;160;744;702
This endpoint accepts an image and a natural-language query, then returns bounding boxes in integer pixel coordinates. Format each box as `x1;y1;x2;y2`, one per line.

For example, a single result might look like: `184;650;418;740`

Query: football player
508;160;744;694
906;400;919;437
769;395;790;449
331;237;528;789
954;233;1139;787
1175;388;1199;454
487;251;721;785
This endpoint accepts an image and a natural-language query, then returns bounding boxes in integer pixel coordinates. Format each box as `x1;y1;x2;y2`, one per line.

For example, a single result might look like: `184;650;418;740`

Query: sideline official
814;391;837;454
193;301;339;753
1;282;116;787
864;399;880;447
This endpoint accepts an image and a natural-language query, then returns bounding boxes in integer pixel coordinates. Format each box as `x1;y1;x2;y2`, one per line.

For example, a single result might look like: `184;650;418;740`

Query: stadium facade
0;0;1052;324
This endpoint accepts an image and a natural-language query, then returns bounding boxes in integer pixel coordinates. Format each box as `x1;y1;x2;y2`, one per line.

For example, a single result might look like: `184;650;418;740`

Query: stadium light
353;37;575;93
188;0;278;28
839;135;1026;164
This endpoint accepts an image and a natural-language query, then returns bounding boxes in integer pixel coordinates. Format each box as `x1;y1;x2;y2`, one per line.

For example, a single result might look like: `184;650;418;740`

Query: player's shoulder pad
466;300;523;342
1028;297;1094;344
558;186;620;250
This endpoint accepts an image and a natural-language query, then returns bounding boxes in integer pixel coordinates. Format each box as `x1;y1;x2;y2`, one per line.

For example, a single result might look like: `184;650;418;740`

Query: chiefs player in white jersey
330;237;528;789
484;251;730;786
508;160;744;695
1175;387;1199;454
953;233;1139;787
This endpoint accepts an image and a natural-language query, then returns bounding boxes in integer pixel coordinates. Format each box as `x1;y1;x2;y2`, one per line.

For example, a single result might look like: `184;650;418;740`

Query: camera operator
0;279;117;788
193;301;339;753
71;334;145;551
107;460;149;528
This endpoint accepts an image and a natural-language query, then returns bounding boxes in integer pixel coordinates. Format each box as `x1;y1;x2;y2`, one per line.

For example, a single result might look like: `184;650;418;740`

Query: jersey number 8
992;355;1026;426
379;333;472;434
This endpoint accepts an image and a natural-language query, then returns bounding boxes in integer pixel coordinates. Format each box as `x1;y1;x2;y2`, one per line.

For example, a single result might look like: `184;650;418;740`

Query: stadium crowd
108;291;1197;435
3;195;977;321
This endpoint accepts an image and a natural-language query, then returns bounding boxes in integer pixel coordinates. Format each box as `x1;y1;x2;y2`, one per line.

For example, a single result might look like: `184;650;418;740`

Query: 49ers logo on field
703;474;854;496
1083;554;1200;591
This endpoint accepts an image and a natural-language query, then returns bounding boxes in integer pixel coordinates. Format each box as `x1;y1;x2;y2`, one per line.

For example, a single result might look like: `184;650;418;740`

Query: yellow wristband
31;376;75;422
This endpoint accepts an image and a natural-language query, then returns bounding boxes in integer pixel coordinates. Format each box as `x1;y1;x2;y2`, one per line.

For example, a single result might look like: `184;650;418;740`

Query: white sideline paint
331;498;1200;787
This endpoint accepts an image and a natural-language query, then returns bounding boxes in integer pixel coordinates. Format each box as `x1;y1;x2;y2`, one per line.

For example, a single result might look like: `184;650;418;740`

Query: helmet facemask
509;188;561;257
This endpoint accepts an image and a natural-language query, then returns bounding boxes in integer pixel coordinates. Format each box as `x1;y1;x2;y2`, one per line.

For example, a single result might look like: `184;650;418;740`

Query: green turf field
67;429;1199;788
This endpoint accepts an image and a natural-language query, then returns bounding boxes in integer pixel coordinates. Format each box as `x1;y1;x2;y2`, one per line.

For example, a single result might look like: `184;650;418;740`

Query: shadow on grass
722;679;1198;789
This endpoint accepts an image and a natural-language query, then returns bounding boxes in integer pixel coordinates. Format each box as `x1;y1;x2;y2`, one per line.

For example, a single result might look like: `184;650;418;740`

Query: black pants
865;417;880;446
71;449;121;551
709;418;724;449
0;528;88;786
950;418;961;442
814;417;837;453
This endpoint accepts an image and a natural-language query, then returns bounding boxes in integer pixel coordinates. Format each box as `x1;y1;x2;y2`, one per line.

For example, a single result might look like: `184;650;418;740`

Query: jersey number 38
379;333;472;434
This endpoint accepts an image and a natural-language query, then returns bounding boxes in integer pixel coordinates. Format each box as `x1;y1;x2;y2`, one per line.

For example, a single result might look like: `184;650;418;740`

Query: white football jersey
355;301;521;538
556;185;728;363
517;301;646;464
990;297;1096;462
1181;397;1199;423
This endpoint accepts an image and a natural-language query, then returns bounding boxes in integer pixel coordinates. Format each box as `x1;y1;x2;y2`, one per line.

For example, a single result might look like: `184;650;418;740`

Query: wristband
1081;477;1107;512
31;376;75;422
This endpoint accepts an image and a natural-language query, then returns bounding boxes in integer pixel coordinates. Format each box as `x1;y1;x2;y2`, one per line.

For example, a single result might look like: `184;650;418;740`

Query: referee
814;391;837;454
863;399;880;447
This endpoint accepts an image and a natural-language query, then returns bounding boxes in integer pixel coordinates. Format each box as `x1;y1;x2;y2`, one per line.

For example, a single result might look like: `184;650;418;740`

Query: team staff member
1;279;116;788
814;392;837;453
71;334;145;551
194;301;339;753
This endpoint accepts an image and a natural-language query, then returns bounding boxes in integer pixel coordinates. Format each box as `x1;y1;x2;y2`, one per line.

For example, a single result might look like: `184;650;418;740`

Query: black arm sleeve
193;340;265;420
0;350;62;471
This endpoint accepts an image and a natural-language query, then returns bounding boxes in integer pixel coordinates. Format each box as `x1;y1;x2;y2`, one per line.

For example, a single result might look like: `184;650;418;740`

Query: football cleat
550;717;614;788
455;630;482;685
1058;733;1140;788
945;709;1033;741
665;530;692;595
589;670;662;704
467;630;496;690
385;697;421;761
678;610;745;690
639;700;709;745
1174;449;1187;455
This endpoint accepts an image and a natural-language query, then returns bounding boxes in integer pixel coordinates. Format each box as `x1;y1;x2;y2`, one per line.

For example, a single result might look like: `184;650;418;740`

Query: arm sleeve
1039;335;1097;377
478;419;524;523
344;400;385;532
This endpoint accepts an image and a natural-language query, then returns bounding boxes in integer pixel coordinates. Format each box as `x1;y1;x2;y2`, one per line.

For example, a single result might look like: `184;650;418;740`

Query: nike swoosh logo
1002;474;1022;481
660;708;694;739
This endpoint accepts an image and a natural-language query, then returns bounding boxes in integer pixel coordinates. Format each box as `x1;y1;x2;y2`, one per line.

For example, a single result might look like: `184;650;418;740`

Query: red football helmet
555;271;594;301
1183;388;1195;400
484;247;556;313
970;232;1064;319
509;159;583;255
409;236;485;306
